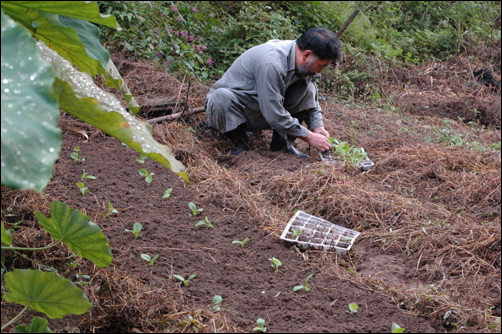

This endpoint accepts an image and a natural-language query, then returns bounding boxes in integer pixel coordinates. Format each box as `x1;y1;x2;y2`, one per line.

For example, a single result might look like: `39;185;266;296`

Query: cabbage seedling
291;229;302;237
125;222;142;239
391;322;406;333
104;201;119;218
138;168;154;183
195;216;213;228
232;237;250;249
253;318;267;332
136;154;147;163
347;303;359;314
174;273;197;286
293;274;313;292
76;182;87;196
162;188;173;200
210;295;223;311
188;202;203;216
141;253;159;265
268;257;282;272
71;146;85;163
80;169;96;180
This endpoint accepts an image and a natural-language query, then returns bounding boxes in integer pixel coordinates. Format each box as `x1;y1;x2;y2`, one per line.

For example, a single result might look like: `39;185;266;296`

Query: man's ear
302;50;313;62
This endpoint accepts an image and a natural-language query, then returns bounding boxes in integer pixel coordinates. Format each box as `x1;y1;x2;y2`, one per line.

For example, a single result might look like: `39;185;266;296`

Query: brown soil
2;49;500;333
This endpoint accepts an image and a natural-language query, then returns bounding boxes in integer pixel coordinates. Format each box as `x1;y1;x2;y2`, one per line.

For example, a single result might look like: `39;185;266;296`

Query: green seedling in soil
138;168;154;183
195;216;213;228
328;138;368;167
174;273;197;286
253;318;267;332
136;154;147;163
188;202;203;216
70;146;85;163
104;201;119;218
80;169;96;180
268;257;282;272
293;274;313;292
232;237;250;249
347;303;359;314
76;182;87;196
162;188;173;200
291;229;302;238
391;322;406;333
141;253;159;265
210;295;223;311
125;222;142;239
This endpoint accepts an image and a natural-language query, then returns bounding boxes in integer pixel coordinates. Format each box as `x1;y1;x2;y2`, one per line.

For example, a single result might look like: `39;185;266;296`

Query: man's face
296;53;332;79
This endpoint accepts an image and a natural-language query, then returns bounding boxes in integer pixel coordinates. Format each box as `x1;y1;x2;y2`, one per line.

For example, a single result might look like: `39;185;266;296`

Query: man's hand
313;126;330;138
302;130;331;152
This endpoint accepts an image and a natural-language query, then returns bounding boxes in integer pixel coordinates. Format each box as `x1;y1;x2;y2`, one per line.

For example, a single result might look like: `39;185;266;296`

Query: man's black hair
296;27;342;61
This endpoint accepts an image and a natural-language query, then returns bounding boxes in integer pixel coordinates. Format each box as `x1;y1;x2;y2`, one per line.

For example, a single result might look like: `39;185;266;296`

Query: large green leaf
3;269;92;319
1;1;117;29
0;9;61;192
1;1;116;77
14;316;52;333
36;41;190;183
34;201;112;268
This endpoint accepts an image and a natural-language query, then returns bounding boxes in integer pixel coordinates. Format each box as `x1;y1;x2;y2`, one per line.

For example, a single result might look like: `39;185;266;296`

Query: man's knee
205;88;246;133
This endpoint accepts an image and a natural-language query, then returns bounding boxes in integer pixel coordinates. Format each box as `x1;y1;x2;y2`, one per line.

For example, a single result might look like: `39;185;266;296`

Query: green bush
98;1;500;81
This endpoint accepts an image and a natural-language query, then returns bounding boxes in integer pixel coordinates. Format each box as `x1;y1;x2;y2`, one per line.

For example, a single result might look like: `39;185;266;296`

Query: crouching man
205;27;342;157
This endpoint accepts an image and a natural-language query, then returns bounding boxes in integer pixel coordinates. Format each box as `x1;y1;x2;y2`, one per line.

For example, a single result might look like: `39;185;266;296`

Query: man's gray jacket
205;40;324;138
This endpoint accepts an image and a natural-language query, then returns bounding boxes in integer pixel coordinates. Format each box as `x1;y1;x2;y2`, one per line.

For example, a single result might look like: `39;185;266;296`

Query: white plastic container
280;211;361;255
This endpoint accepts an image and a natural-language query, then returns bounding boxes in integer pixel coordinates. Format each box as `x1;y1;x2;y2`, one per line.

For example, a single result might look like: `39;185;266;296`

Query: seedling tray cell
319;148;375;171
280;211;361;255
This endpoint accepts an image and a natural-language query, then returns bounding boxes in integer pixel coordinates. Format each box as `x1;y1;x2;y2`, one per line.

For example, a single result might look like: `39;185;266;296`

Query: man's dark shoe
269;130;309;159
225;124;249;156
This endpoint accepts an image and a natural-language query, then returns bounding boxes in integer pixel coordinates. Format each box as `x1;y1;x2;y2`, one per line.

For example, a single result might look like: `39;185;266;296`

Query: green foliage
293;274;314;292
174;273;197;286
125;222;143;239
347;302;359;314
34;201;112;268
195;216;213;228
253;318;267;332
268;257;282;272
98;0;500;82
1;202;111;331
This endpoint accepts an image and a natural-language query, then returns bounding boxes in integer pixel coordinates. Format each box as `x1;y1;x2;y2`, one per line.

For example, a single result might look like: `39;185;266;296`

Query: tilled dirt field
1;52;500;333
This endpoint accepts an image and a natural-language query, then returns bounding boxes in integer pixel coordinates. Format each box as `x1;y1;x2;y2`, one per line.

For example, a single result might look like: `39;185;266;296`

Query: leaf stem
1;303;30;331
1;239;62;251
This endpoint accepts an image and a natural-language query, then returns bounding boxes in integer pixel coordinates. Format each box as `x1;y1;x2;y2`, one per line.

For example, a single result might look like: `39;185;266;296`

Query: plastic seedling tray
319;148;375;171
280;211;361;255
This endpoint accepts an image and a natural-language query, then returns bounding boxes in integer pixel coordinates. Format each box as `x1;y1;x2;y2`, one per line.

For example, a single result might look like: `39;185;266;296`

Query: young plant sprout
291;229;302;238
232;237;250;249
70;146;85;163
328;138;368;167
125;222;142;239
138;168;154;183
136;154;147;163
253;318;267;332
76;182;88;196
141;253;159;265
104;201;119;218
173;273;197;286
210;295;223;311
347;303;359;314
188;202;203;216
162;188;173;200
268;257;282;272
195;216;213;228
293;274;313;292
80;169;96;180
391;322;406;333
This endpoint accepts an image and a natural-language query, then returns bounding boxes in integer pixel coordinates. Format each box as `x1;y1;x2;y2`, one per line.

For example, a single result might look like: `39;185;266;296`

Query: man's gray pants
205;81;320;135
